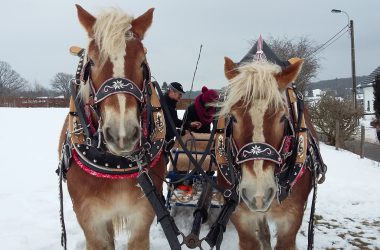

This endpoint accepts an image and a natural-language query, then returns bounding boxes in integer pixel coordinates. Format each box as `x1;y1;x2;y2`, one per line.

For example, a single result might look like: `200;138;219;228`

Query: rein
133;81;241;250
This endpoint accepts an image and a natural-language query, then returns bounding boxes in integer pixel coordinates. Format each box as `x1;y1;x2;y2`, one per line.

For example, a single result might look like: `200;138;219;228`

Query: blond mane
93;8;134;66
219;61;285;116
79;8;135;102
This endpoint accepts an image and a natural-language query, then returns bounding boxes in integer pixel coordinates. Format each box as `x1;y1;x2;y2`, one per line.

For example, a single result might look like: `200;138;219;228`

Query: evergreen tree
374;74;380;119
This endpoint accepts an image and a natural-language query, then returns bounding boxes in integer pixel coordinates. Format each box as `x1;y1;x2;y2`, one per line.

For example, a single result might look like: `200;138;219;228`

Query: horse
58;5;166;250
217;55;324;250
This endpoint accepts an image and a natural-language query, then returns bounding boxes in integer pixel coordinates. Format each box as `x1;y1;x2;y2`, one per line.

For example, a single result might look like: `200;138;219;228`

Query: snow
0;108;379;250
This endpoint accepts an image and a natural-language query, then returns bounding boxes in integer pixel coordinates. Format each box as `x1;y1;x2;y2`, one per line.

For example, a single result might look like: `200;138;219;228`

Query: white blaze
249;100;266;178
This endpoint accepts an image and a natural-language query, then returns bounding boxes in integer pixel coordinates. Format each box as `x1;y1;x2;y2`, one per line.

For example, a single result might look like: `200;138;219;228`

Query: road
345;140;380;162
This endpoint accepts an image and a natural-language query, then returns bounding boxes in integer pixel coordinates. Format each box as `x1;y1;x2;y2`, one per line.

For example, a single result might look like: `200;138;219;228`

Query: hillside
309;76;367;96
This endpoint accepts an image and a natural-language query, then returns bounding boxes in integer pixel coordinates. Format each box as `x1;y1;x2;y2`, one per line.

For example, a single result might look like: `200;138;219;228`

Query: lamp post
331;9;357;109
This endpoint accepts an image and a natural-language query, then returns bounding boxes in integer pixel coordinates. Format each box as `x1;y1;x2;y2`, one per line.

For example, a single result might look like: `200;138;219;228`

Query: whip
187;44;203;99
180;45;203;135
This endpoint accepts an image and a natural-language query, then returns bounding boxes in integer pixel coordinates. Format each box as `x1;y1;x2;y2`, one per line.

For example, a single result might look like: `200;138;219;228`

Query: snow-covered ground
0;108;379;250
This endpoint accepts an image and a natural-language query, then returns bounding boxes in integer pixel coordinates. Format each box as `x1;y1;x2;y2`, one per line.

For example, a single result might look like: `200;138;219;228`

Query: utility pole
331;9;357;109
350;20;357;109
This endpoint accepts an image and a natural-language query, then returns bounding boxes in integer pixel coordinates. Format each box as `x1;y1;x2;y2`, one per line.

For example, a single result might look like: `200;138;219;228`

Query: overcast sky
0;0;379;91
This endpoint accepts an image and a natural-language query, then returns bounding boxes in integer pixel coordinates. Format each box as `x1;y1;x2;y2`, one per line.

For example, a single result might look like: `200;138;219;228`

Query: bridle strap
214;115;238;185
94;77;144;104
287;88;308;166
236;142;282;165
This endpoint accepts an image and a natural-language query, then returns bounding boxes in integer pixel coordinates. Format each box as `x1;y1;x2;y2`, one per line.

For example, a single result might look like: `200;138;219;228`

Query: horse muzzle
240;185;276;212
103;123;141;156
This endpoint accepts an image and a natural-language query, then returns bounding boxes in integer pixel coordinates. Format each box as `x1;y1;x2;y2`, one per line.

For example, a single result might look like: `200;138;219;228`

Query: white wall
362;86;374;113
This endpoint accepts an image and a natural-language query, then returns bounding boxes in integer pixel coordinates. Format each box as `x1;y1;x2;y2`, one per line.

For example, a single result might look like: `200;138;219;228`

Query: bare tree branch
0;61;28;96
250;36;321;95
309;93;363;146
50;72;73;99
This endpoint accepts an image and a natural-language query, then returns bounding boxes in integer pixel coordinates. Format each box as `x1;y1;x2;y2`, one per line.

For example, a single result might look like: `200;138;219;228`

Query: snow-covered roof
358;65;380;88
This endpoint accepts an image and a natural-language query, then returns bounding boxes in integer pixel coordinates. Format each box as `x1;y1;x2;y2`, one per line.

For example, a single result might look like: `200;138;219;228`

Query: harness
58;47;166;179
57;45;240;250
214;87;326;200
56;45;166;250
213;86;327;250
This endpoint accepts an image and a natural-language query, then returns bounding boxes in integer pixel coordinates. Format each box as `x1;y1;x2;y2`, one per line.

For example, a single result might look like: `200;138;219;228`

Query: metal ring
223;189;232;198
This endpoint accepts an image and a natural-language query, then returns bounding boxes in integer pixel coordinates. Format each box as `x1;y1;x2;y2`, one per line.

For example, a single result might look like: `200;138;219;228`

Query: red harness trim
72;149;162;179
291;165;306;188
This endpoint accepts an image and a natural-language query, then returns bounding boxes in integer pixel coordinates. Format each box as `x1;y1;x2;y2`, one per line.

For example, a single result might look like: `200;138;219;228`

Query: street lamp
331;9;357;109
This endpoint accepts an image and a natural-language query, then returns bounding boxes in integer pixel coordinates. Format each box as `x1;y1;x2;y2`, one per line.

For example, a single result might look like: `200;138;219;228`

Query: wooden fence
0;97;193;109
0;97;69;108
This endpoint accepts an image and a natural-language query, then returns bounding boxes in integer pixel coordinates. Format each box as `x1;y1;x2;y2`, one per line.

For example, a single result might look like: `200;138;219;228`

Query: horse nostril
104;127;114;142
265;188;275;202
131;126;140;140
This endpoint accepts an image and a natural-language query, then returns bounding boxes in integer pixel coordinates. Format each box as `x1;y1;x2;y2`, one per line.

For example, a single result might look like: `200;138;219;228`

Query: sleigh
165;132;224;213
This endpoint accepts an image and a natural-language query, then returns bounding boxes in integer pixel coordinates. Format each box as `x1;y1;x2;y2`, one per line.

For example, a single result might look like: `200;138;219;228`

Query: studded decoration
217;135;226;157
155;112;164;132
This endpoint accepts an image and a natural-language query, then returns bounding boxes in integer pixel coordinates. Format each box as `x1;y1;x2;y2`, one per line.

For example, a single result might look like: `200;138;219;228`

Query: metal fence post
360;125;365;158
335;120;340;150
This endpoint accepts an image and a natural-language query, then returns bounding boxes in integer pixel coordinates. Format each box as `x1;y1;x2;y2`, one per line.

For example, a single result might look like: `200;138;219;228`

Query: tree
50;72;73;99
252;36;321;95
374;74;380;119
309;93;363;146
0;61;28;96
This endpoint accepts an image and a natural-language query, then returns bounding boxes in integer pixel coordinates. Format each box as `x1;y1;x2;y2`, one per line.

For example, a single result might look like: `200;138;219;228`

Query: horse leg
272;204;304;250
231;209;271;250
125;199;155;250
77;216;116;250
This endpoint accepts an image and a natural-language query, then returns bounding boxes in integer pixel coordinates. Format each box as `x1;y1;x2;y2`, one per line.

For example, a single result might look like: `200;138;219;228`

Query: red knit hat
201;86;219;103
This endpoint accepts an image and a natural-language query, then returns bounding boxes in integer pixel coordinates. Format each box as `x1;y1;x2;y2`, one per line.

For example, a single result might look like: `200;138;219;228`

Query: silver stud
117;165;121;169
83;152;86;155
105;163;109;167
93;159;97;163
86;146;89;149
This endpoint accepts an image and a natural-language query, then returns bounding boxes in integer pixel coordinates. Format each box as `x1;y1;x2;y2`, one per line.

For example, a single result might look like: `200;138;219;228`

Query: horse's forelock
219;61;284;116
93;8;135;66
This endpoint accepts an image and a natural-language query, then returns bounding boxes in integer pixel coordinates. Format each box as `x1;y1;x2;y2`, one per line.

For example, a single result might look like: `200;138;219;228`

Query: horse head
220;56;304;212
76;5;153;156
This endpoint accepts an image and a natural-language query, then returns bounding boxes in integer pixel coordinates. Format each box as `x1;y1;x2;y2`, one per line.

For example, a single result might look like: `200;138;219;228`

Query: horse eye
280;115;287;123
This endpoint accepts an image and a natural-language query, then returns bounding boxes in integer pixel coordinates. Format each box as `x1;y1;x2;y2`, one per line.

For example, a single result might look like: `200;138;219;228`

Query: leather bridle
62;40;166;178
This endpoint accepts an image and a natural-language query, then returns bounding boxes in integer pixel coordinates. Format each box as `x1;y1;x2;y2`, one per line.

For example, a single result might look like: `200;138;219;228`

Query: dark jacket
182;103;211;133
162;93;183;141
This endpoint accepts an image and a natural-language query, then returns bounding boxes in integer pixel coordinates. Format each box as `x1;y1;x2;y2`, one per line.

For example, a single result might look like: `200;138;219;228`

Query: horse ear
224;57;239;80
131;8;154;39
76;4;96;37
275;58;304;90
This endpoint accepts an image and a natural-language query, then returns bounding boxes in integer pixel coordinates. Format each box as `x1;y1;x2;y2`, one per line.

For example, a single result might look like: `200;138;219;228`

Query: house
305;88;324;104
357;66;380;114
